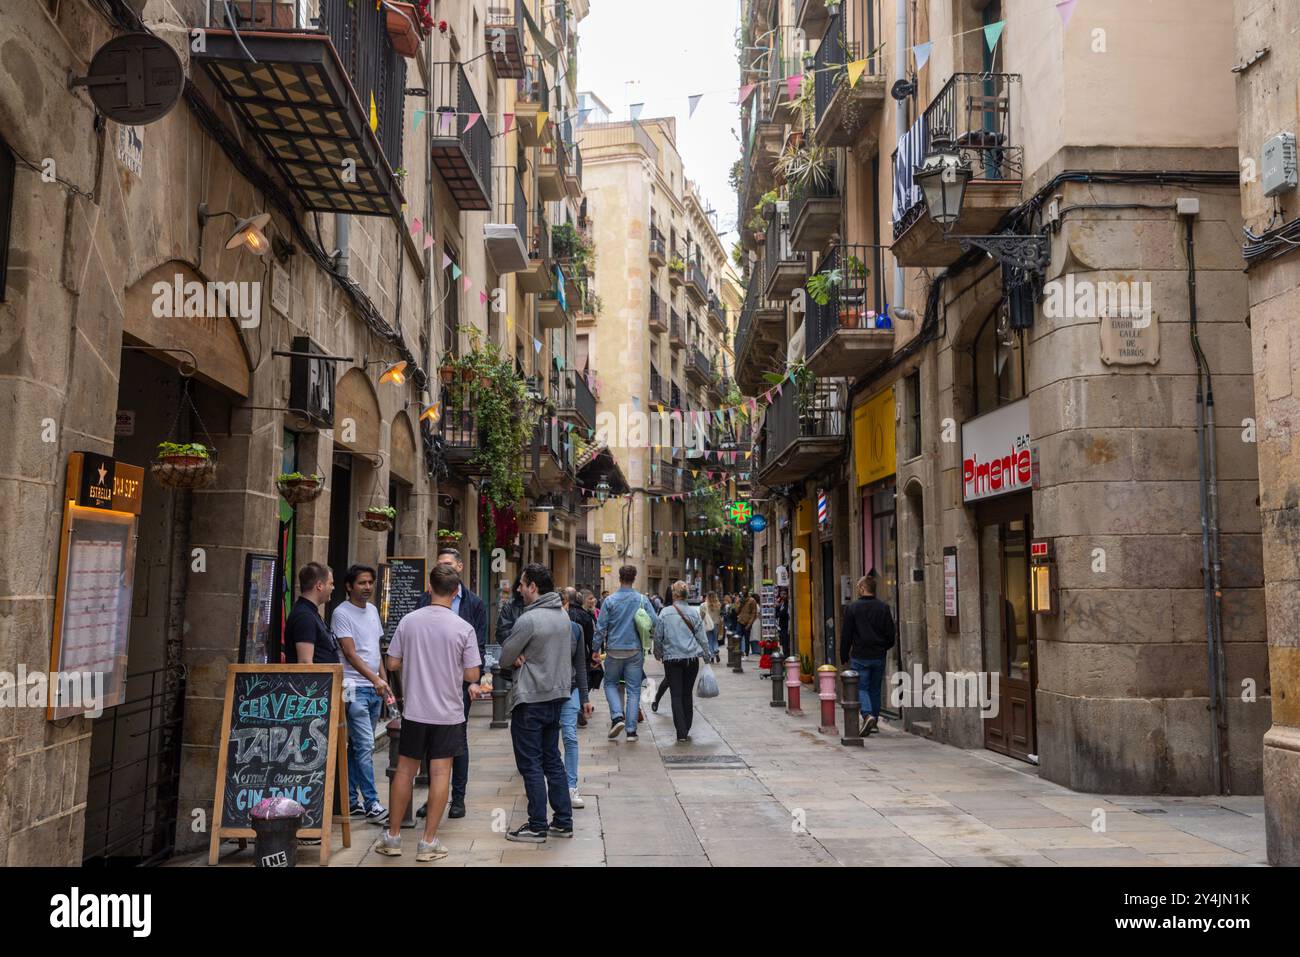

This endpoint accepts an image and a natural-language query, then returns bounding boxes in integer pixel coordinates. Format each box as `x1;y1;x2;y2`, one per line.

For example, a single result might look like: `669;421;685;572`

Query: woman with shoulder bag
651;581;714;742
704;592;722;663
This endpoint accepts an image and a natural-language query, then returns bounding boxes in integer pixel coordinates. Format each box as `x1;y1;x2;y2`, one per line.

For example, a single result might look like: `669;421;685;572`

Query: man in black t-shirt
285;562;339;664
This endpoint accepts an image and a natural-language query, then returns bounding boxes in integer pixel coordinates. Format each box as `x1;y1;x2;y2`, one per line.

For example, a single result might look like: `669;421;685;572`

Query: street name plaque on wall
1100;310;1159;365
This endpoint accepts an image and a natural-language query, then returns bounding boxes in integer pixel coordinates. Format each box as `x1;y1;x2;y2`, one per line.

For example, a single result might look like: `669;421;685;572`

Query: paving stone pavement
189;659;1269;867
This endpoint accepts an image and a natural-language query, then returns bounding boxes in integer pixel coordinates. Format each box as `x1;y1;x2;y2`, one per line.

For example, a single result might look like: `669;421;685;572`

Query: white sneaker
569;788;585;809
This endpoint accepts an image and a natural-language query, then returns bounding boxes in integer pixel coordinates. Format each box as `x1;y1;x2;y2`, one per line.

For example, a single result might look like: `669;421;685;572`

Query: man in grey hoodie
498;563;575;842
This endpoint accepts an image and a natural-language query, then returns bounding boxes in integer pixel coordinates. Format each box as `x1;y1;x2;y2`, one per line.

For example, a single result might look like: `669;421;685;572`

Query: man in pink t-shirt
373;564;481;862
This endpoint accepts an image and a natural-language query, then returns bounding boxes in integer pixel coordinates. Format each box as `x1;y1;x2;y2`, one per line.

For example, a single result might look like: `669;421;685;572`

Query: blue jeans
602;652;645;735
345;684;382;806
706;629;718;657
451;682;472;801
559;688;580;790
509;699;572;830
851;656;887;719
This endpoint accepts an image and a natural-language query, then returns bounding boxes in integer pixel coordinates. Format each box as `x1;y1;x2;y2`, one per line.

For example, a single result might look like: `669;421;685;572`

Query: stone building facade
737;0;1272;806
1231;0;1300;865
578;117;740;599
0;0;589;865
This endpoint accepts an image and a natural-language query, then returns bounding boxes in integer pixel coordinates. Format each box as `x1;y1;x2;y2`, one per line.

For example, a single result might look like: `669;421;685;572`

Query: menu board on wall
209;664;349;865
239;553;279;664
378;557;426;651
48;453;145;720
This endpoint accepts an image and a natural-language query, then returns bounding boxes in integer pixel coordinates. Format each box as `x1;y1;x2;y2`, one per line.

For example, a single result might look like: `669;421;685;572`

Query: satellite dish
71;34;183;125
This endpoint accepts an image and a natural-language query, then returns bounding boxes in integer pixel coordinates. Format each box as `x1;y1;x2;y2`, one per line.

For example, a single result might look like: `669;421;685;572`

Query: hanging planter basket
439;364;456;385
277;474;325;506
361;507;396;532
151;445;218;490
385;2;424;58
437;533;463;549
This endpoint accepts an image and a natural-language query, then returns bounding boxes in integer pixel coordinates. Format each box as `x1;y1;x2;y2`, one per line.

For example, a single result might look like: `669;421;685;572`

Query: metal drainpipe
1184;209;1228;794
892;0;907;311
336;214;350;278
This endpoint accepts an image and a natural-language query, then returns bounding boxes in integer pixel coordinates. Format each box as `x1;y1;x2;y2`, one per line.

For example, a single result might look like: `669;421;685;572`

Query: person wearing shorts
373;563;481;862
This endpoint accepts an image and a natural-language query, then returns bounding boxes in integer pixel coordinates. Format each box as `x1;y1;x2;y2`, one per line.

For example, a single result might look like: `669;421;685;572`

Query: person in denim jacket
592;565;658;741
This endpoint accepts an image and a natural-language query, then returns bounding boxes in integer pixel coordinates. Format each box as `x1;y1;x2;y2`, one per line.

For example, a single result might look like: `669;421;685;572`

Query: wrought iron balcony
669;310;686;350
671;382;683;409
804;243;894;377
486;0;525;79
687;261;709;306
486;165;529;273
515;53;551;147
430;61;493;211
519;202;553;293
891;72;1025;266
195;0;406;217
734;274;787;395
756;380;846;484
650;366;668;405
788;155;840;251
539;140;567;202
811;0;886;148
649;228;667;267
687;345;713;386
649;290;668;334
762;201;808;300
439;387;488;478
707;295;726;330
559;371;597;430
538;287;568;329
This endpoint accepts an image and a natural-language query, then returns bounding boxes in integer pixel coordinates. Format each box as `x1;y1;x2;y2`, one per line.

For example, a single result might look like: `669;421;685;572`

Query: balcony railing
518;54;550;111
805;243;887;357
430;61;493;210
649;289;666;332
529;204;552;270
763;202;806;296
669;310;686;348
707;295;726;328
812;1;882;131
439;387;488;474
691;345;713;380
650;366;667;404
491;165;528;238
198;0;407;216
486;0;525;79
892;72;1023;235
671;382;683;409
559;371;597;429
689;261;709;300
758;381;846;471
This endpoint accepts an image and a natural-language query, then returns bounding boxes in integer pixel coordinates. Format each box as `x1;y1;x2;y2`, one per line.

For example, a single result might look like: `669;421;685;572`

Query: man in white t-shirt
330;564;391;825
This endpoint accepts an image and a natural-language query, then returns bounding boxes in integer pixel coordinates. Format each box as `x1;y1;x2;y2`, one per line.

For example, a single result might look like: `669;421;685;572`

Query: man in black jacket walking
839;576;895;737
415;548;488;819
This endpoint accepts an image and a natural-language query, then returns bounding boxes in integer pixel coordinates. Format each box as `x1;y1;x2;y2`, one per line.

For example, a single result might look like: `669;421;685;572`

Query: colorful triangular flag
688;94;703;117
410;217;422;236
463;275;473;291
787;74;802;99
480;291;489;305
369;92;378;132
442;252;452;270
536;111;549;132
503;113;515;134
413;109;426;130
423;233;435;250
983;20;1006;53
465;112;481;132
629;103;643;121
913;41;933;71
451;264;462;281
846;59;868;89
738;83;756;104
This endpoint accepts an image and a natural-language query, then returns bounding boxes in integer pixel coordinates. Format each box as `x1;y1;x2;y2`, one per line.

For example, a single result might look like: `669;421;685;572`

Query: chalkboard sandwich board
208;664;350;865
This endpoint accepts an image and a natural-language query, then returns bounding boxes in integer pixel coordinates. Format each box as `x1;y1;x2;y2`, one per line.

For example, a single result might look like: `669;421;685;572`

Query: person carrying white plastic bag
651;581;715;742
696;661;720;699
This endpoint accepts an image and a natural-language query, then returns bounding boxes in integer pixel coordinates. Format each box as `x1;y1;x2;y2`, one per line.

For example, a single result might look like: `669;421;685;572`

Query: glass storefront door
979;494;1037;761
862;485;900;714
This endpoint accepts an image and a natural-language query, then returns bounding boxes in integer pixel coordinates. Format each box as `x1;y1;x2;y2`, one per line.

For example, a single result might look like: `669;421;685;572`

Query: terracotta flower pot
386;3;423;58
439;366;455;385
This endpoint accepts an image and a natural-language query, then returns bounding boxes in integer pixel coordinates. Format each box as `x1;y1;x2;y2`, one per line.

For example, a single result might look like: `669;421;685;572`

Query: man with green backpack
592;565;659;741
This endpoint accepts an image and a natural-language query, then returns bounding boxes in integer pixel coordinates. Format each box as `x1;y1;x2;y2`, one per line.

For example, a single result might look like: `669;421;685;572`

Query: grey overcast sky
577;0;743;249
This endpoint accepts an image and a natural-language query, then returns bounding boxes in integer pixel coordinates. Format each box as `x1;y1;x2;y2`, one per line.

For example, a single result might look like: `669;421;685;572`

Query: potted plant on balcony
777;142;832;192
277;471;325;506
384;2;425;59
152;441;217;489
668;256;686;277
437;528;463;549
361;505;398;532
